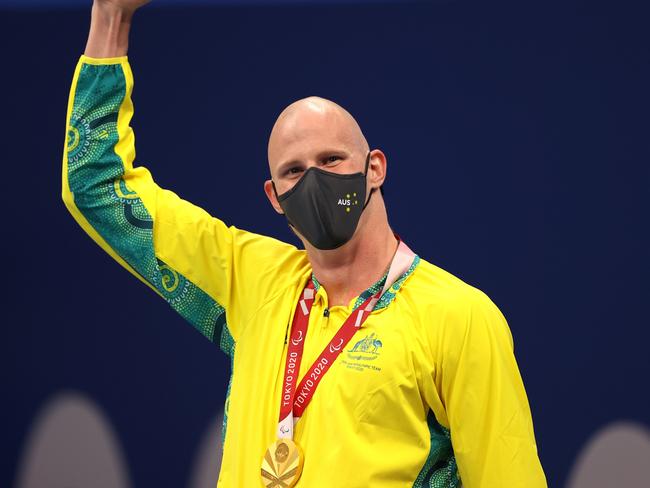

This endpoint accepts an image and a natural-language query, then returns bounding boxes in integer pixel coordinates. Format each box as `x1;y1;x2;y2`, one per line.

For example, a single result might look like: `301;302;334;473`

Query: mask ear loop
270;180;286;216
362;151;376;210
363;151;371;176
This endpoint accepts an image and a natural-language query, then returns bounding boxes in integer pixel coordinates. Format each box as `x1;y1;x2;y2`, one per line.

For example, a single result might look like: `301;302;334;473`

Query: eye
323;155;342;165
286;166;303;176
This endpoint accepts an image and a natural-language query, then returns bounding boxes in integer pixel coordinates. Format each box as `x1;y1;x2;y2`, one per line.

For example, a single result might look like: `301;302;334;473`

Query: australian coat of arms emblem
347;332;383;360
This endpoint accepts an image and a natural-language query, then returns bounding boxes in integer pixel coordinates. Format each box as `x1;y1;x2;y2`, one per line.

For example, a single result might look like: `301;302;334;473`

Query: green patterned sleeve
62;55;229;345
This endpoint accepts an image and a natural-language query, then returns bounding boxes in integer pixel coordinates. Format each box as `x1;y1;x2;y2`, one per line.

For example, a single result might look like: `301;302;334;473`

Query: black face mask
273;153;374;250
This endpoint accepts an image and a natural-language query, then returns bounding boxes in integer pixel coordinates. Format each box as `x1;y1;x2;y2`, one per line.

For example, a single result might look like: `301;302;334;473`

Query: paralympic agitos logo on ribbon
291;331;304;346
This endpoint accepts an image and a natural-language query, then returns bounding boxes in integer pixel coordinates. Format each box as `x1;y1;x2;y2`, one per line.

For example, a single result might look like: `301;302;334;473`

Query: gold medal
260;438;304;487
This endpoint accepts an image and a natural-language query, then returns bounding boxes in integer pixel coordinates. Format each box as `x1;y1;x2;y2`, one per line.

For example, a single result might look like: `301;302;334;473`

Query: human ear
264;179;284;214
367;149;387;190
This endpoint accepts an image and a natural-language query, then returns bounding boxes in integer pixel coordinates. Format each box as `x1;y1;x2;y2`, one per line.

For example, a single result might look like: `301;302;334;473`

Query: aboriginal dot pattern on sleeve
413;411;462;488
66;61;226;343
219;323;236;447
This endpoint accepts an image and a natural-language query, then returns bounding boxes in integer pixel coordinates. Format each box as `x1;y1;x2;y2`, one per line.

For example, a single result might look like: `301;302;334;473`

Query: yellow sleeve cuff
79;54;129;65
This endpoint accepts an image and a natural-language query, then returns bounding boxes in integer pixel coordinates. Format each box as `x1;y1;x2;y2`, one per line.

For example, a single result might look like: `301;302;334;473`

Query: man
62;0;548;486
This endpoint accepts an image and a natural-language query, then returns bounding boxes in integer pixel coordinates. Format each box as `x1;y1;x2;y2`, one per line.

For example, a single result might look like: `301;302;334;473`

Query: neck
305;197;398;307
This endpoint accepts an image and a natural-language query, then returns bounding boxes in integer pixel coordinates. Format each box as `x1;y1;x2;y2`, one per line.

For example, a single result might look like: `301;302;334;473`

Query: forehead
268;106;358;169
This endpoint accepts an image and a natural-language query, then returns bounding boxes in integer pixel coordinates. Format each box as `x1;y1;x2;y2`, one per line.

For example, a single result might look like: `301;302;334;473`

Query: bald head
267;96;370;183
263;96;388;220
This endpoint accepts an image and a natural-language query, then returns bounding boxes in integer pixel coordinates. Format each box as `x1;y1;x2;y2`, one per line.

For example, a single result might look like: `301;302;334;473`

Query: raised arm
62;1;307;349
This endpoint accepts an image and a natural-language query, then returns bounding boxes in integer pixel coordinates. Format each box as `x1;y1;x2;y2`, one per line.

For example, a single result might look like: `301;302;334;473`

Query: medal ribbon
277;240;415;439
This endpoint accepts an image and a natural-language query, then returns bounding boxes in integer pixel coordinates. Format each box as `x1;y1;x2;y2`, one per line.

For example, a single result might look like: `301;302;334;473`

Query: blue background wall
1;0;648;486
